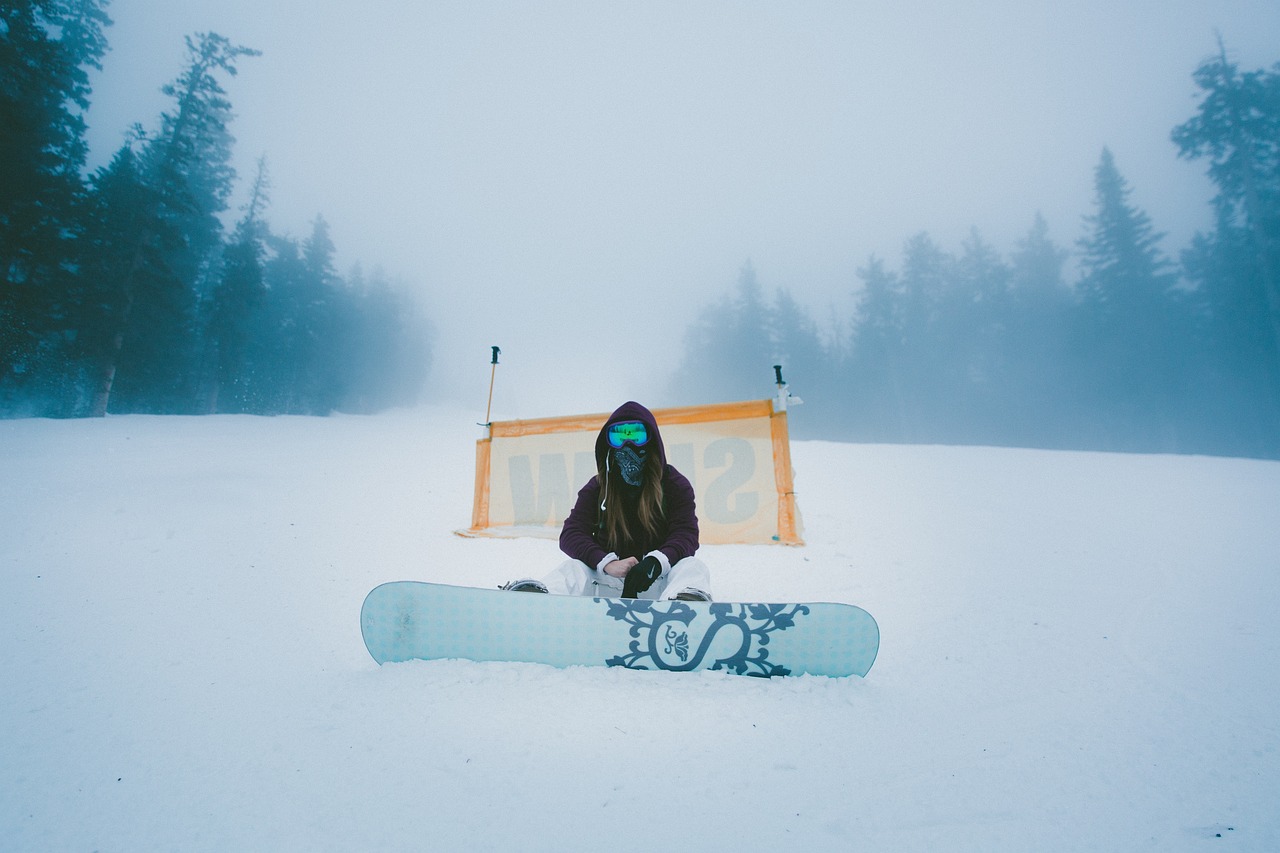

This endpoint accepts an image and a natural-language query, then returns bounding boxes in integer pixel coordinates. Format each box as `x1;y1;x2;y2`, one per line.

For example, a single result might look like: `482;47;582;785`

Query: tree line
1;2;432;418
672;45;1280;460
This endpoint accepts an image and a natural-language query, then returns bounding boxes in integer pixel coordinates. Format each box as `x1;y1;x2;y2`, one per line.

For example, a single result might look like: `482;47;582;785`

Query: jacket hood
595;401;665;470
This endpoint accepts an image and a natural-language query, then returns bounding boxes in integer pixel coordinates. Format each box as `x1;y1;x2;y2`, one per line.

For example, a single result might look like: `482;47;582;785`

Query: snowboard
360;581;879;678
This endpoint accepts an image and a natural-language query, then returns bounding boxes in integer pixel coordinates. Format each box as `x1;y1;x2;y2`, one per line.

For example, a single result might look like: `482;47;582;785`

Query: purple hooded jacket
559;401;699;573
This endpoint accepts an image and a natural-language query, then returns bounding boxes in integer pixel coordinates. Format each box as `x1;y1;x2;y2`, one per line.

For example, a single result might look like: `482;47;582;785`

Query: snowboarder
503;401;712;601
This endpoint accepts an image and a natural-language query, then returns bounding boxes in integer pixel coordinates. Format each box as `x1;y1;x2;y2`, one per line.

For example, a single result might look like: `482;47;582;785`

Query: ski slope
2;408;1277;851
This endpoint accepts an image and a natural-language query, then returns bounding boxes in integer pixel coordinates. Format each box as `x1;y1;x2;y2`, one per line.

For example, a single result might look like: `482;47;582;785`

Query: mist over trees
1;3;432;417
6;6;1276;461
669;46;1280;461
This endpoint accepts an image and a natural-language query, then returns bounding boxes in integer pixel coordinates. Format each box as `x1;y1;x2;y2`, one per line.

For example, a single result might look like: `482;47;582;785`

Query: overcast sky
82;1;1280;417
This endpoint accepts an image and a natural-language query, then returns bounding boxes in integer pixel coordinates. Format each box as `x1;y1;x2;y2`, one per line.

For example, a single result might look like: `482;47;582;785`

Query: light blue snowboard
360;581;879;678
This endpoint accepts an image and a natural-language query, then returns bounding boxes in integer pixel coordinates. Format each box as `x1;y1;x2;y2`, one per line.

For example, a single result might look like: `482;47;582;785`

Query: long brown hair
600;448;666;552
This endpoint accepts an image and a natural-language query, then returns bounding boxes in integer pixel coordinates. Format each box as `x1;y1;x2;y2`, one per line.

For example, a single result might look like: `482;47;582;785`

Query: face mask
613;444;647;487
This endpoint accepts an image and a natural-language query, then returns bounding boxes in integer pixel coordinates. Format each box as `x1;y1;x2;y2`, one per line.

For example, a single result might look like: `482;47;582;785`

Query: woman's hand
603;557;638;578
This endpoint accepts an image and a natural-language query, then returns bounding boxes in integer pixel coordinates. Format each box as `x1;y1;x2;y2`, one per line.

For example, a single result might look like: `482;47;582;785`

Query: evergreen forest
5;4;1279;461
1;2;432;418
672;46;1280;460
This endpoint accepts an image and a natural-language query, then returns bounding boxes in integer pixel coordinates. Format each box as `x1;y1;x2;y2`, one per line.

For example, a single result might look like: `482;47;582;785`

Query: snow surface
2;408;1278;851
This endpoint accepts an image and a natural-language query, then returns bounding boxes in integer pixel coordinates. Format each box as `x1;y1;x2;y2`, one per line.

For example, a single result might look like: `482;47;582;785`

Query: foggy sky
82;1;1280;417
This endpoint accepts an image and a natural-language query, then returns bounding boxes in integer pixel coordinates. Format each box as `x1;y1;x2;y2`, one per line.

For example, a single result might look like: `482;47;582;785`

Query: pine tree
1172;42;1280;354
943;229;1013;440
896;233;953;440
330;268;433;413
297;215;340;413
673;262;774;404
204;156;269;412
234;232;300;413
769;289;825;388
87;32;258;415
76;141;160;414
1007;214;1073;444
236;220;335;415
1077;149;1176;319
847;255;906;439
1171;42;1280;450
0;0;110;408
1011;214;1069;301
1074;147;1183;448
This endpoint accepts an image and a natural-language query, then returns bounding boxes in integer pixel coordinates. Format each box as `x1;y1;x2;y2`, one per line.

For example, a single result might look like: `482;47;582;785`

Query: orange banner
464;400;802;545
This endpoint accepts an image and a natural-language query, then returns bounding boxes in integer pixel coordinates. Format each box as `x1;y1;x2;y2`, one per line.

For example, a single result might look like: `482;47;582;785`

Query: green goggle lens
607;421;649;448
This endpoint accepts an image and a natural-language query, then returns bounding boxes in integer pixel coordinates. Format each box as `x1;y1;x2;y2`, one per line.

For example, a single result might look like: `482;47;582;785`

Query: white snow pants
541;557;712;600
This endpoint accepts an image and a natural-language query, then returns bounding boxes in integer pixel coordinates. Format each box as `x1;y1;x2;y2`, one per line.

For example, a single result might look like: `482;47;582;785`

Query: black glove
622;556;662;599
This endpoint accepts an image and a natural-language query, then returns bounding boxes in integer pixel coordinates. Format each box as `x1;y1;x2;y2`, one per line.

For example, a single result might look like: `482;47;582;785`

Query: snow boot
500;578;549;593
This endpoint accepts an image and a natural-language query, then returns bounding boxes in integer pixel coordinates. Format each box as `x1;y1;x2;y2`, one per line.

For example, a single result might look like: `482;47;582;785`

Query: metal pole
484;346;501;426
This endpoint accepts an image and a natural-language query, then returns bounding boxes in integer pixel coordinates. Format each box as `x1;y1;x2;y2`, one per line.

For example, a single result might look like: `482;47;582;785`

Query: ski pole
772;364;802;411
484;346;501;426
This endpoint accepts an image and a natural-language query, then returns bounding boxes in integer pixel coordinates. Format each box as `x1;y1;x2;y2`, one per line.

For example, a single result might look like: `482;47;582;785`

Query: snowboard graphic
360;581;879;678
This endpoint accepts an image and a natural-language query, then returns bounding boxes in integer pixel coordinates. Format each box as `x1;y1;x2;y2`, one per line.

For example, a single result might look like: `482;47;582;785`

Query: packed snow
2;407;1278;851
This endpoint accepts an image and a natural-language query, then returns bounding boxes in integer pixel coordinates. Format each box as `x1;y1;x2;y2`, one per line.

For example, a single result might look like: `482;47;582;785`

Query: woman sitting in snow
503;401;712;601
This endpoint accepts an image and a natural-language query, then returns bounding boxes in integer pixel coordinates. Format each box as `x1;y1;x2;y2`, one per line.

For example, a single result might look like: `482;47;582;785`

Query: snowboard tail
360;581;878;678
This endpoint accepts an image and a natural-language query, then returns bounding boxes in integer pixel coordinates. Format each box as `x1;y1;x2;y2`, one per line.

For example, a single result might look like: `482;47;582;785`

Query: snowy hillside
2;408;1278;851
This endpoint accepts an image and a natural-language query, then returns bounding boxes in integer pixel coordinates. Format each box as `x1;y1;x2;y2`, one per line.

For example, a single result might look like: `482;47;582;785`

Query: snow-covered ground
2;407;1278;851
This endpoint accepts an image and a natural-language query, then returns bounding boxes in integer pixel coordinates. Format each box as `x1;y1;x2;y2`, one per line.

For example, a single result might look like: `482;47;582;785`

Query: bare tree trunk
88;243;142;417
89;298;130;417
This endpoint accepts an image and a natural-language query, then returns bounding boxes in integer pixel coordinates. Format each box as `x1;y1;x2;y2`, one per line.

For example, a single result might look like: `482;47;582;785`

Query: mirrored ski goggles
606;420;649;448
